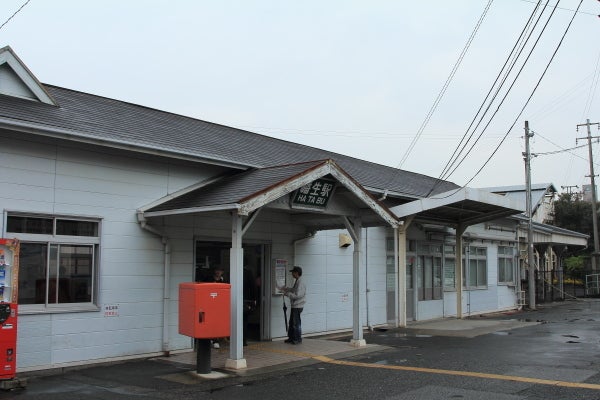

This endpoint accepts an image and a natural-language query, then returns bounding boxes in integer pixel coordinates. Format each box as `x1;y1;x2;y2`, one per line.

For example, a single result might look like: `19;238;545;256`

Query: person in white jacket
280;266;306;344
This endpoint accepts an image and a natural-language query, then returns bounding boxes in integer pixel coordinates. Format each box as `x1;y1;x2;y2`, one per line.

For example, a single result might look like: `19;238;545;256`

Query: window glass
385;238;394;252
7;216;53;234
56;220;98;237
498;246;515;284
17;242;48;304
444;257;455;288
406;256;414;289
8;213;98;309
465;246;488;288
56;245;93;303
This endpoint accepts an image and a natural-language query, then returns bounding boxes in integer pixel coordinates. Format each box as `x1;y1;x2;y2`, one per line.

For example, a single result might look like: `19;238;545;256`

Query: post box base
195;339;212;374
225;358;247;370
0;377;27;390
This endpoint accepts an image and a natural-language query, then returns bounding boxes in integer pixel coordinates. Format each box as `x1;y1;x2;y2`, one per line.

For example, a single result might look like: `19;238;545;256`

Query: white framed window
443;244;457;290
415;243;443;301
498;245;516;285
6;213;100;313
465;246;487;288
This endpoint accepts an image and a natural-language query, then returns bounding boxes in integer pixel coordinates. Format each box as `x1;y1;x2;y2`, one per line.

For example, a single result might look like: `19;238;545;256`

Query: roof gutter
0;117;252;170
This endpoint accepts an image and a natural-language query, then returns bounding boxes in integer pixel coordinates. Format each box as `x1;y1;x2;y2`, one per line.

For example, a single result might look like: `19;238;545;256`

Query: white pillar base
225;358;247;369
349;339;366;347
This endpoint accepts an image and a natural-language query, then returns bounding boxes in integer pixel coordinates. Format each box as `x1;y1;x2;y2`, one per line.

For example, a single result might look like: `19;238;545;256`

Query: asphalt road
4;299;600;400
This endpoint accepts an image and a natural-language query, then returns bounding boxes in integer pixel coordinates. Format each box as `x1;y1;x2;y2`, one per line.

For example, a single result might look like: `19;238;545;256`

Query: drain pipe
137;211;171;354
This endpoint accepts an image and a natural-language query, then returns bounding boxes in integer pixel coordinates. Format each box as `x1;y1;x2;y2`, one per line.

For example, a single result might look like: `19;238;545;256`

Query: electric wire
581;49;600;120
0;0;31;31
458;0;584;190
427;0;583;200
529;72;595;120
425;0;547;196
394;0;494;171
430;1;547;188
532;142;587;155
436;0;547;183
534;131;600;167
519;0;597;16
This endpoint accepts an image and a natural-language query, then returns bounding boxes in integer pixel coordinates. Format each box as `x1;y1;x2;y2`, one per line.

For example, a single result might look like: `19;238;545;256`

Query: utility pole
576;119;600;271
523;121;536;310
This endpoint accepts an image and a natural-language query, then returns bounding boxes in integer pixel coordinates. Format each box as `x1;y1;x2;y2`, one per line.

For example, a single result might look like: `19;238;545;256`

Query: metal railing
585;274;600;296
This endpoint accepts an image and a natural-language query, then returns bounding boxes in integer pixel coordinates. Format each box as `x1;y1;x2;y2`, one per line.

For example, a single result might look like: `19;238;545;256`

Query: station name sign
290;178;336;209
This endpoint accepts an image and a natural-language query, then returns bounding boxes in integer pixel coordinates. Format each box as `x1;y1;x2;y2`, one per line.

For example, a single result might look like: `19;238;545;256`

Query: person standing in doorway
279;266;306;345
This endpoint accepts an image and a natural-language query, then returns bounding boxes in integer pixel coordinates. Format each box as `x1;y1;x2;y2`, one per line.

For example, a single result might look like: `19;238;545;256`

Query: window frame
497;245;516;285
4;211;101;314
413;242;443;301
464;245;488;289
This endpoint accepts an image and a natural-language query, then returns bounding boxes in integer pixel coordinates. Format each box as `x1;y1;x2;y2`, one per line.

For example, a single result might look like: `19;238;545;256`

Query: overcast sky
2;0;599;192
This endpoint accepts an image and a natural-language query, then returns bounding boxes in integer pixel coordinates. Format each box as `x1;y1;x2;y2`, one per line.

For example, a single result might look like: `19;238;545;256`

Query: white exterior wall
292;227;390;335
3;131;313;371
1;132;226;371
1;129;521;371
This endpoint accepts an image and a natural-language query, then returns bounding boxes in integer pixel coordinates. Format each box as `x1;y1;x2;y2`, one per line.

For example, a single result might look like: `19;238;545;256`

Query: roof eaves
0;117;252;170
143;203;240;218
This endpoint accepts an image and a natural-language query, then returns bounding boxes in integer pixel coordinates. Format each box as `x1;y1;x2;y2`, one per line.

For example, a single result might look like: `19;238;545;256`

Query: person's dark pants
288;307;303;343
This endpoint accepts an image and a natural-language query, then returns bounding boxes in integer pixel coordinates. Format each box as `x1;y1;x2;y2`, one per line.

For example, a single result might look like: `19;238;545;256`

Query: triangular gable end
0;46;57;105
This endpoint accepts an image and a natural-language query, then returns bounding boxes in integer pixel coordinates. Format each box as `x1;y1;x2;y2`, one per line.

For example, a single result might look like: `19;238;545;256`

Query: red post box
178;283;230;339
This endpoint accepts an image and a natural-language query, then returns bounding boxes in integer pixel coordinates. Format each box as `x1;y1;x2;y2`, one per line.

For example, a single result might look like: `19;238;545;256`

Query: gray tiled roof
149;160;328;212
0;85;459;198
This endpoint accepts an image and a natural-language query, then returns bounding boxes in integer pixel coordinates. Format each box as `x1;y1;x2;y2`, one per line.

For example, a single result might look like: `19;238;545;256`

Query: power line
519;0;598;16
535;131;600;167
393;0;494;171
459;0;584;189
0;0;31;31
532;142;587;155
437;0;551;183
582;49;600;120
426;0;548;196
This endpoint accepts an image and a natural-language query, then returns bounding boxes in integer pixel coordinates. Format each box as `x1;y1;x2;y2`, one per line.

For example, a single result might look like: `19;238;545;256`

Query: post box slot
198;311;205;324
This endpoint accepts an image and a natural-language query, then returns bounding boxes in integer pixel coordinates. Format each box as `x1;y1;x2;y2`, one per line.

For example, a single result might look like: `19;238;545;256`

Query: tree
553;193;595;252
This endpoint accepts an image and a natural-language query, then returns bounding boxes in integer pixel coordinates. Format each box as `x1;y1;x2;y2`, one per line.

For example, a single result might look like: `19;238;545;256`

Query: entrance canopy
141;159;399;228
390;187;524;226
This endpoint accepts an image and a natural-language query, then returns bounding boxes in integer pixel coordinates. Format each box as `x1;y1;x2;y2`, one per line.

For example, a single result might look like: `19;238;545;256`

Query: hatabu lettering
291;179;336;209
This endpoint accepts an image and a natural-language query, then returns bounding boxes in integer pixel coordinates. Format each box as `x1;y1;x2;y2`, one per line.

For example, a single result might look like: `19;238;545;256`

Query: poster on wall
273;258;287;295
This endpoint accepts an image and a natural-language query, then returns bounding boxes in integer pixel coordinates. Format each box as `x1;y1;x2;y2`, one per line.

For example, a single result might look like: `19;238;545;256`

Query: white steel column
226;211;246;369
397;226;408;327
455;224;465;319
343;216;365;347
351;217;364;346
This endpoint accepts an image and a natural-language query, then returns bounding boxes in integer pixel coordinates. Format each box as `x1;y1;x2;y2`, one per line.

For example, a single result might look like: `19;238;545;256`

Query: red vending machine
0;238;25;389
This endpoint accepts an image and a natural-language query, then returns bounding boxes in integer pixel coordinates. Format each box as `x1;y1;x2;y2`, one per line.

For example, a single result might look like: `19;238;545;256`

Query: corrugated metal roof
480;183;555;216
0;85;459;199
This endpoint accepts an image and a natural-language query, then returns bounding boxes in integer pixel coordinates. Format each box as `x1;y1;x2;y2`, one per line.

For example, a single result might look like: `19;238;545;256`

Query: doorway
194;241;267;342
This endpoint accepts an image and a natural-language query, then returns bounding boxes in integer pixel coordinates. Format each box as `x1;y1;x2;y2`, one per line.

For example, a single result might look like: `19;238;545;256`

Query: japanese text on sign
291;179;336;209
103;304;119;317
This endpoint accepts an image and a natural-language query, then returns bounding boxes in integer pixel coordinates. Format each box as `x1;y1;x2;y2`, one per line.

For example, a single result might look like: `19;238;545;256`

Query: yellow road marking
257;345;600;391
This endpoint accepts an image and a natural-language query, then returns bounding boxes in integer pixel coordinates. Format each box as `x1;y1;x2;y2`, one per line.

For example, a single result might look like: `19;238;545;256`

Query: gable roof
0;84;459;199
142;159;400;228
0;44;458;201
391;187;524;227
480;183;556;216
0;46;56;105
